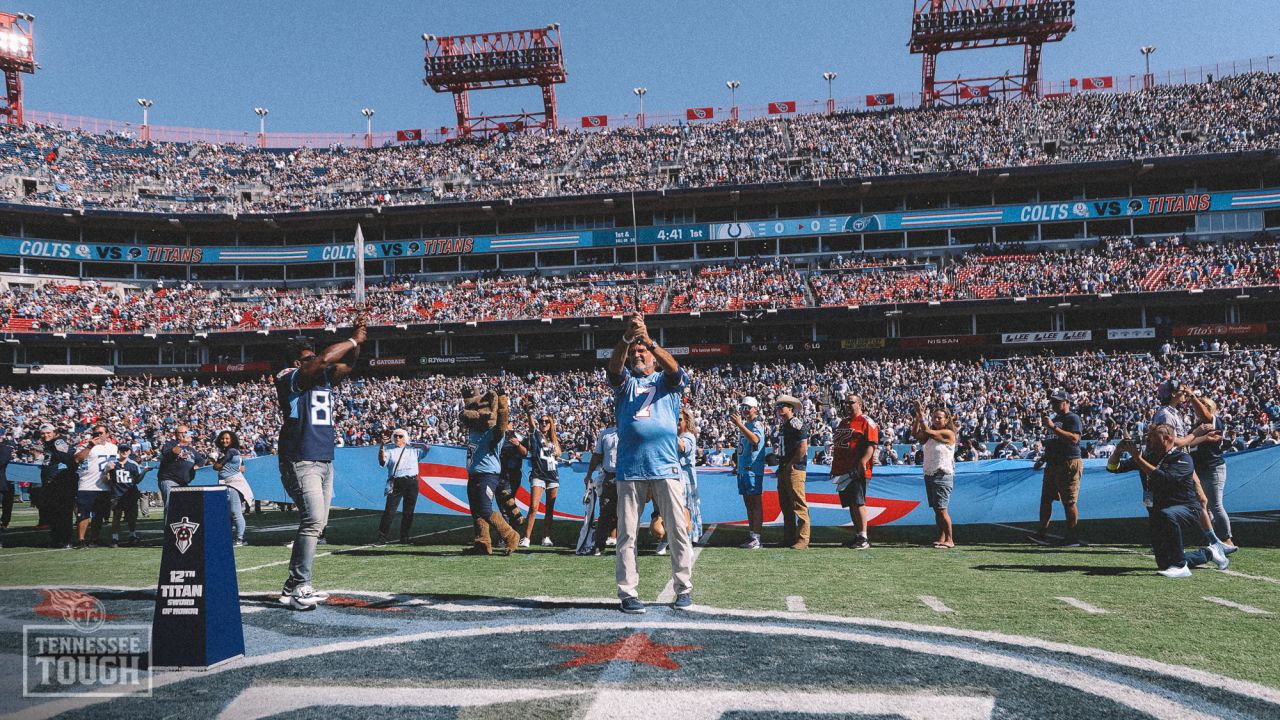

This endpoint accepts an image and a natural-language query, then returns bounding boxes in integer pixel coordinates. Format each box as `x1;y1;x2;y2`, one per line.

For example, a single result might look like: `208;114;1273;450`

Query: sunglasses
93;430;108;437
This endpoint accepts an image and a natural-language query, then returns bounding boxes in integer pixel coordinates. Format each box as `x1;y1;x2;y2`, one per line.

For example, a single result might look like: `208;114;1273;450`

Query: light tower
254;107;268;148
1140;45;1157;89
422;23;567;138
0;12;35;125
361;107;374;148
910;1;1076;107
633;86;647;129
136;98;153;142
822;71;838;114
725;80;740;123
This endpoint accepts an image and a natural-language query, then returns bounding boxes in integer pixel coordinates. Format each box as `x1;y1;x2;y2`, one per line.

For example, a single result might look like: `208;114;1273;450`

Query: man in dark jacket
37;424;77;548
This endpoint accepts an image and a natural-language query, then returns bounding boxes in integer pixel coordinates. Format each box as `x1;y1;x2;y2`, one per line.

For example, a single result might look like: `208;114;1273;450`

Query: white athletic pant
615;478;693;600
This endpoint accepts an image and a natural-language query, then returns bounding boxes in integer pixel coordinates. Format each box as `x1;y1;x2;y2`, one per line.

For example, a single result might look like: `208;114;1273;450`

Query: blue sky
16;1;1279;133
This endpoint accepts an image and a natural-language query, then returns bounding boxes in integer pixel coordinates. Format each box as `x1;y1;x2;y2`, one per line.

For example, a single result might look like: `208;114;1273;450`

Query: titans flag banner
959;86;990;99
151;487;244;670
580;114;608;128
686;107;714;121
1082;76;1114;90
865;93;895;107
767;101;796;114
395;128;422;142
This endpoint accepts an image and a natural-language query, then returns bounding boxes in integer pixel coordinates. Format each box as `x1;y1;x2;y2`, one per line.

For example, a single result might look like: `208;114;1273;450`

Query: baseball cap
38;423;56;433
1156;380;1178;403
740;396;759;409
1049;391;1070;403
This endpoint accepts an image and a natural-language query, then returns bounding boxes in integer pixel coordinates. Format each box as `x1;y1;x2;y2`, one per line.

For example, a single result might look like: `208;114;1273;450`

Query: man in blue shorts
608;313;693;614
730;397;767;549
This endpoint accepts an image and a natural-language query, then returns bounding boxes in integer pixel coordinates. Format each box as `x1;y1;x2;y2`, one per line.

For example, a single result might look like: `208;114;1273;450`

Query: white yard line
656;525;716;603
918;595;954;613
236;523;471;574
1202;596;1272;615
1056;597;1109;615
785;595;808;612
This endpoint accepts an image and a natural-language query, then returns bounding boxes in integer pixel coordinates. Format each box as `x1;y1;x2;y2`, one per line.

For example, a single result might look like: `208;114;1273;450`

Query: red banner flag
580;114;608;128
767;101;796;114
395;129;422;142
959;86;990;99
1081;76;1114;90
865;93;896;107
686;107;714;121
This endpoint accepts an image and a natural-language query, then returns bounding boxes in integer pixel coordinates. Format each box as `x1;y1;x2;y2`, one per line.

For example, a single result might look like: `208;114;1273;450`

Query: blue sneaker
673;592;692;609
620;596;647;614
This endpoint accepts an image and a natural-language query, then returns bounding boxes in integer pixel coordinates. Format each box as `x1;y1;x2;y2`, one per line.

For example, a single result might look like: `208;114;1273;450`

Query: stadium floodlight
360;107;374;148
0;13;35;124
725;80;740;123
822;71;837;113
632;86;647;129
136;98;153;142
254;107;269;148
1140;46;1157;89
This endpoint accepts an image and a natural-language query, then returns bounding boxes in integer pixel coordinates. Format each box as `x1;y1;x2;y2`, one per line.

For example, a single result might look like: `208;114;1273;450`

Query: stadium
1;2;1279;718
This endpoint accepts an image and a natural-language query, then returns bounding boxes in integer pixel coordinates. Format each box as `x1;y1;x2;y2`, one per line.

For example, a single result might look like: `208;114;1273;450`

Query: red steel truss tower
910;1;1074;107
423;24;567;138
0;12;34;125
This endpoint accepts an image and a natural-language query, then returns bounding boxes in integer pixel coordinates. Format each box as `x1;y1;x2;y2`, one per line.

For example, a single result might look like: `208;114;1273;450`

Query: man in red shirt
829;393;878;549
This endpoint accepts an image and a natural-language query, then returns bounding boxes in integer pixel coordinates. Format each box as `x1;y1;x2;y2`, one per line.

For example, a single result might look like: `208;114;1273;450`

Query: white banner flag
353;224;366;305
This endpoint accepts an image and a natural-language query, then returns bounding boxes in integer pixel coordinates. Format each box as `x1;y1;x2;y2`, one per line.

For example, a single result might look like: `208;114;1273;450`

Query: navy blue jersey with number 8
275;366;336;462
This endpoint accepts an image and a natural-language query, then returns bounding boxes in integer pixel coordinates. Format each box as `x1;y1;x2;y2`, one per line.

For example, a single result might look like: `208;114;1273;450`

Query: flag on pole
353;224;366;305
865;93;896;107
767;101;796;114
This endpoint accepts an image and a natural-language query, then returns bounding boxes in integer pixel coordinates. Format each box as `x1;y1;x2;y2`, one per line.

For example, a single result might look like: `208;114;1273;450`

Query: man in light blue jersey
730;397;767;549
274;319;366;611
608;313;693;614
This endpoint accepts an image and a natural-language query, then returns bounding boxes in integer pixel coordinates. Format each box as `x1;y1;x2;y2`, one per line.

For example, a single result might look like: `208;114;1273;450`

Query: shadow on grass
972;563;1148;576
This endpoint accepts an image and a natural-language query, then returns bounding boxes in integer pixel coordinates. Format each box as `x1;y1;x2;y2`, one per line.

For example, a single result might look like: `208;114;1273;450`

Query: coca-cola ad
198;361;272;374
1173;323;1267;338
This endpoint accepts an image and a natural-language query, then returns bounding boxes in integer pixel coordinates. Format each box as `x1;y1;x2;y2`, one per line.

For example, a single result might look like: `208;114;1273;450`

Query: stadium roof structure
422;24;567;139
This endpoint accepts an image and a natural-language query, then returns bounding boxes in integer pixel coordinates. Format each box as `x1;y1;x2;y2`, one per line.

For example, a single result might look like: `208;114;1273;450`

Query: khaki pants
616;479;693;600
776;466;810;546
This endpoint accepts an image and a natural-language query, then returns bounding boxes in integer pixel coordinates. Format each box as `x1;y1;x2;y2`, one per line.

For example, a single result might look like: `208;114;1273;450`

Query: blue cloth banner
16;444;1276;527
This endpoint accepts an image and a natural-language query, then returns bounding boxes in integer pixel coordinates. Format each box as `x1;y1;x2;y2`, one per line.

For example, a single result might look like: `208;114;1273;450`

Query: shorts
1041;459;1082;506
737;471;763;496
530;475;560;490
76;490;110;521
925;471;954;510
838;474;868;508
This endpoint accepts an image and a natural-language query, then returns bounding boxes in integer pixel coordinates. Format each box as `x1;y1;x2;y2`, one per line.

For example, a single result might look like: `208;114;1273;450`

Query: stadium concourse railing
3;281;1279;338
22;53;1278;148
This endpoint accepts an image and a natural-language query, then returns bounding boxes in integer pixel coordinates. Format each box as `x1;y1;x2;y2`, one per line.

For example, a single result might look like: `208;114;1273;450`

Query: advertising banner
1173;323;1267;338
1001;330;1092;344
1106;328;1156;340
898;335;985;349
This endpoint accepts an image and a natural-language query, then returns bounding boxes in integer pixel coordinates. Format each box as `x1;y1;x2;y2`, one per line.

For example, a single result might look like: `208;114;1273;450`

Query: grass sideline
1;504;1277;688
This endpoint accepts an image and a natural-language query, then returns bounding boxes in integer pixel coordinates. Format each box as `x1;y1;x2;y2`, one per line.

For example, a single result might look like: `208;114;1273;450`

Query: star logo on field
551;631;701;670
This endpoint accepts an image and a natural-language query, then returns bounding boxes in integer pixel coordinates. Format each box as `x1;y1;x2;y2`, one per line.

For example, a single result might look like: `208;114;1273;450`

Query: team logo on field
169;517;200;555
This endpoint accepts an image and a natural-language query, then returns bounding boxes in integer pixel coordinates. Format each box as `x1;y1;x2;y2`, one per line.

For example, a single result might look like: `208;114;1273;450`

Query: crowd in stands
3;235;1277;333
5;344;1279;471
3;72;1279;212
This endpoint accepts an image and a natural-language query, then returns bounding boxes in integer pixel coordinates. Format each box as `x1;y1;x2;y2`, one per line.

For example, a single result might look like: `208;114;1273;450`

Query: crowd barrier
10;444;1278;527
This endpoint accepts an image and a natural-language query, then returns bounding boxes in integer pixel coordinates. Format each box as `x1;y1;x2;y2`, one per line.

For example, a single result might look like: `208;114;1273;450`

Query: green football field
2;503;1277;690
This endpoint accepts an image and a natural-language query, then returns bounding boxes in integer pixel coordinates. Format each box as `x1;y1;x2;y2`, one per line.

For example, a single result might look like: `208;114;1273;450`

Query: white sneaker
1157;564;1192;578
288;585;325;610
279;583;329;605
605;537;617;547
1206;543;1229;570
656;541;669;556
518;537;530;548
738;537;762;549
541;536;554;547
